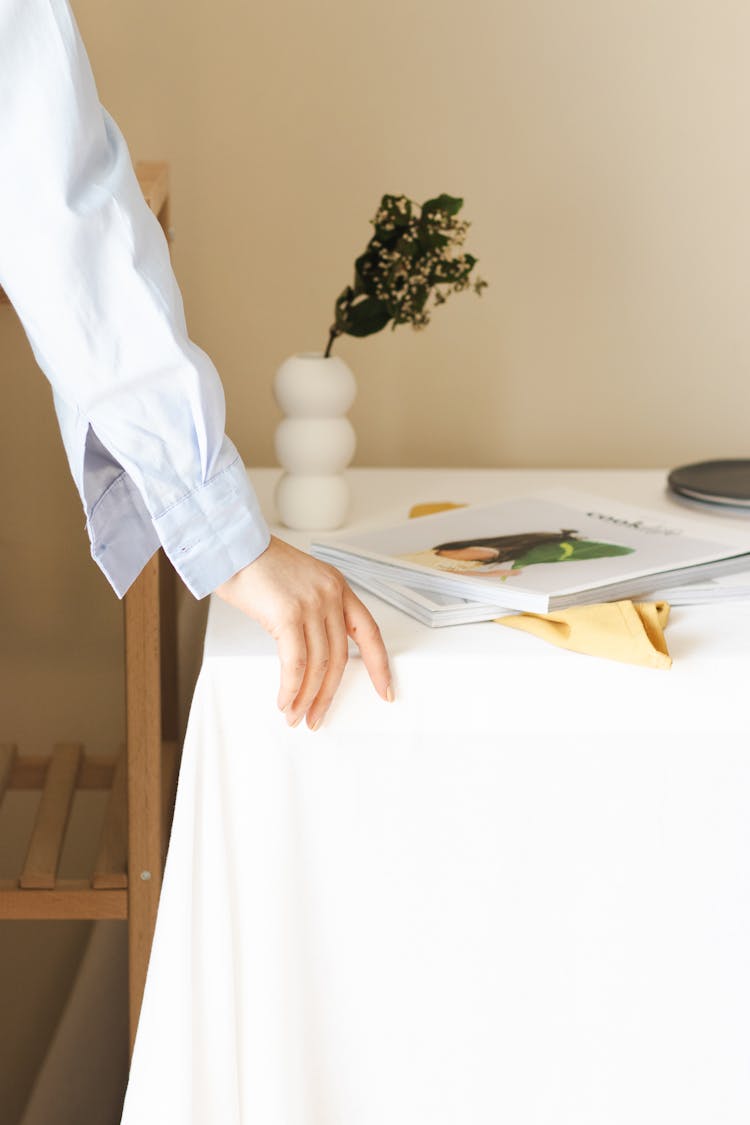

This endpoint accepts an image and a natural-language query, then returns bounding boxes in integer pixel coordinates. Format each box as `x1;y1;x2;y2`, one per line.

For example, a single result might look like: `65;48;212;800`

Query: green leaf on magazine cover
511;540;634;569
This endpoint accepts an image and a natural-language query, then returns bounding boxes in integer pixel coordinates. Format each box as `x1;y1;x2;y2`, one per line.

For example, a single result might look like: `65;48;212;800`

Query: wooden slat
8;755;49;789
92;749;128;890
0;881;126;920
0;161;168;306
0;744;17;806
77;754;117;789
9;753;116;791
20;743;82;890
125;555;164;1051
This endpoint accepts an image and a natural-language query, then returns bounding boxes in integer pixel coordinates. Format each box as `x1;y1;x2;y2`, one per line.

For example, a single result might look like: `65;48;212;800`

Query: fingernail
310;717;322;732
386;683;395;703
288;713;302;728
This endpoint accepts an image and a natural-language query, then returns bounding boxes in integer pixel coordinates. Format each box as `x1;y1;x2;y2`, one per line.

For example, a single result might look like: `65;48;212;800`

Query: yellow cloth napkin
496;599;672;669
408;502;673;669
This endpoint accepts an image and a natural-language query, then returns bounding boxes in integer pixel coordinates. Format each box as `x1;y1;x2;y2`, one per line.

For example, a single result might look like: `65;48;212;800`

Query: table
122;469;750;1125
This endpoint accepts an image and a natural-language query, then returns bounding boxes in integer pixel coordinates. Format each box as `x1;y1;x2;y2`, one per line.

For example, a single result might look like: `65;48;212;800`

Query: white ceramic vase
272;352;357;530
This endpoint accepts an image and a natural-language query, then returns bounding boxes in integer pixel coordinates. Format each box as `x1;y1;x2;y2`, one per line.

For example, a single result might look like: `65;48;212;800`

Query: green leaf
511;540;635;569
418;195;465;248
421;194;464;217
335;290;391;337
417;227;450;252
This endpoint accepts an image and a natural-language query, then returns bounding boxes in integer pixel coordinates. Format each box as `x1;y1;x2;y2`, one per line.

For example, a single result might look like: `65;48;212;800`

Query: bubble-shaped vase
272;353;357;530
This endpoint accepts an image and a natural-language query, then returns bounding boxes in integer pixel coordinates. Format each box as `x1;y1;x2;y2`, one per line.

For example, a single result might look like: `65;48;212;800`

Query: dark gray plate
668;459;750;507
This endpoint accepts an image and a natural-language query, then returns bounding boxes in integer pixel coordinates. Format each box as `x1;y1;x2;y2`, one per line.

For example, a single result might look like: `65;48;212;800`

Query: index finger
342;586;393;702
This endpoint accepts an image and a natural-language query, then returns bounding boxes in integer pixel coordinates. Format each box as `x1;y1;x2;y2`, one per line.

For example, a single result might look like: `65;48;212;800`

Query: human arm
0;0;269;596
0;0;392;724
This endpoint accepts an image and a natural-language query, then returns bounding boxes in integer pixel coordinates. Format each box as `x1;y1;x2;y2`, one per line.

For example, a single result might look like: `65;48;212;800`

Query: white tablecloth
122;469;750;1125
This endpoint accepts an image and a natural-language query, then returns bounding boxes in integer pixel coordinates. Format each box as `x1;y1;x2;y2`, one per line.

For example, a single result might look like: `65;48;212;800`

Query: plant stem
324;326;339;359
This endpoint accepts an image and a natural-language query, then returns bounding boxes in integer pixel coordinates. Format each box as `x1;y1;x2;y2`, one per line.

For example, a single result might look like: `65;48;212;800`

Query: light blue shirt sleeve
0;0;271;597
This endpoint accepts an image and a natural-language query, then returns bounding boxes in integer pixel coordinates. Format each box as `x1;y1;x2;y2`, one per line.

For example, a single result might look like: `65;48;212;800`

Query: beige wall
79;0;750;471
3;0;750;1118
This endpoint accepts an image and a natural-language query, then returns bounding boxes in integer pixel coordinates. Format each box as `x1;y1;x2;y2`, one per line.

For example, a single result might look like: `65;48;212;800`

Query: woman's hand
214;535;393;730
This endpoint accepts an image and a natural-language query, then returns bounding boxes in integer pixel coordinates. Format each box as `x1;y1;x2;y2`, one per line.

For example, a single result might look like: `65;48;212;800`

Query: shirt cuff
152;456;272;599
87;453;270;599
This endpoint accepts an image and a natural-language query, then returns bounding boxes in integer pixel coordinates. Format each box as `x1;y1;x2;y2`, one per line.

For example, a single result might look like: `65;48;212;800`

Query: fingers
275;620;307;714
284;617;330;728
269;566;393;733
306;613;349;731
343;587;393;702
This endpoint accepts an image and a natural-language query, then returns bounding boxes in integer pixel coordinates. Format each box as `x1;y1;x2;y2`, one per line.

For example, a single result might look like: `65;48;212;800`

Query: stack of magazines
311;489;750;626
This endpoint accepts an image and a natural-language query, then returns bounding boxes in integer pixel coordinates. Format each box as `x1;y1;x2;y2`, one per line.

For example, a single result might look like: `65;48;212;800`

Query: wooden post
158;552;179;744
123;163;178;1054
124;554;163;1054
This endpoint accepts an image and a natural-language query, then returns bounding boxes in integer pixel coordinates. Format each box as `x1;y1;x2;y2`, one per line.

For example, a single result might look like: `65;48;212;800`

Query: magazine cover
312;489;750;613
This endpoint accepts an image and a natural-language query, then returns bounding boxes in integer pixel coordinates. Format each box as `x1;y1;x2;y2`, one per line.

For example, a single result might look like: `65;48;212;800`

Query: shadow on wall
18;923;129;1125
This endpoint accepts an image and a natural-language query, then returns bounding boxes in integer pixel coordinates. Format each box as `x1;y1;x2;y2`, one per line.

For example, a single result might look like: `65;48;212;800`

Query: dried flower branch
325;193;487;357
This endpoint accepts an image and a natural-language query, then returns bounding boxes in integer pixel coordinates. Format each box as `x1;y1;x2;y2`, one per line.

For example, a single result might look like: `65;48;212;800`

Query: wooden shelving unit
0;162;180;1052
